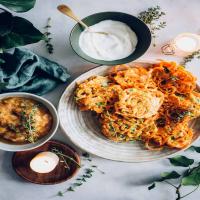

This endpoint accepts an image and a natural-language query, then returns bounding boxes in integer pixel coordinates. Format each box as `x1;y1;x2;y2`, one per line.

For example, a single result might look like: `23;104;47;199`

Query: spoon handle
57;5;88;29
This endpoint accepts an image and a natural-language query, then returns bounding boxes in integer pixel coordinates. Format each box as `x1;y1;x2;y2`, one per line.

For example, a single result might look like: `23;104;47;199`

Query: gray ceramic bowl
70;11;151;65
0;92;59;151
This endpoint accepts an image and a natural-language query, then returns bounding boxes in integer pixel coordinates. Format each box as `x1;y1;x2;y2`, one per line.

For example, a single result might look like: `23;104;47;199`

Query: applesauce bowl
70;11;151;65
0;92;59;151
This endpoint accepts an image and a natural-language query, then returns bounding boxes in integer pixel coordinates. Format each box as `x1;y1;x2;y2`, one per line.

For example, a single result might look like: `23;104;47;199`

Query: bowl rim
69;11;151;65
0;92;59;151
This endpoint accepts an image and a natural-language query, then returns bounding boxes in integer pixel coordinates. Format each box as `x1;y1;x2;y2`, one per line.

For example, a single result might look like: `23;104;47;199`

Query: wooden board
12;140;81;185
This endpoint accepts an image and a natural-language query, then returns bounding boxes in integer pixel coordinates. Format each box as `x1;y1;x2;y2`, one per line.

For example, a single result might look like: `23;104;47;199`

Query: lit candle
162;33;200;56
30;152;59;173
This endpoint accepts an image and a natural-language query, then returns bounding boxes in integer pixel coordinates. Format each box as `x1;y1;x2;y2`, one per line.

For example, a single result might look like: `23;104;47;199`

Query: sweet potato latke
75;61;200;150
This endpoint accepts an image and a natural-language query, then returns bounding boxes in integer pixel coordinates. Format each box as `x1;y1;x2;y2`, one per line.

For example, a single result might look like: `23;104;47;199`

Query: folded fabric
0;48;70;95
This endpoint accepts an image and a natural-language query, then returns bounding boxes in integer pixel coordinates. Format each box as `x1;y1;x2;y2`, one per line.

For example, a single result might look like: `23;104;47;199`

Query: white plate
58;62;200;162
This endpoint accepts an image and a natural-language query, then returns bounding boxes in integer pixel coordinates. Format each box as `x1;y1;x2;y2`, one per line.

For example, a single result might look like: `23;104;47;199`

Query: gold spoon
57;4;109;35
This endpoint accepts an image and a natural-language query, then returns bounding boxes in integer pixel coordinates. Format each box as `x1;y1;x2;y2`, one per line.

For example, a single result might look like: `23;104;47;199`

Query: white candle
173;33;200;54
30;152;59;173
162;33;200;56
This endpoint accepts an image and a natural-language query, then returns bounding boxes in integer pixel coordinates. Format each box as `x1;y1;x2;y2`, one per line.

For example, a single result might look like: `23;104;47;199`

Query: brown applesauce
0;97;53;144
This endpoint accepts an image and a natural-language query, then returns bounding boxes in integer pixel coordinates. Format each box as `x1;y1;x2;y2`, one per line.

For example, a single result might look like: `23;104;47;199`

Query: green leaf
182;166;200;186
57;191;64;196
81;178;86;182
82;152;90;158
148;183;156;190
160;171;181;181
67;186;74;192
0;0;36;12
73;182;82;186
189;146;200;153
0;8;13;36
0;16;45;49
0;57;5;64
0;82;7;90
85;168;94;174
168;155;194;167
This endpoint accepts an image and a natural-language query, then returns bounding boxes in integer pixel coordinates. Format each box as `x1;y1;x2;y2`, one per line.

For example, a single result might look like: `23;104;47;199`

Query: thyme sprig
57;152;105;196
81;153;105;174
51;147;81;169
82;152;92;162
138;6;166;47
57;167;95;196
91;165;105;174
21;104;39;143
180;49;200;66
44;17;54;54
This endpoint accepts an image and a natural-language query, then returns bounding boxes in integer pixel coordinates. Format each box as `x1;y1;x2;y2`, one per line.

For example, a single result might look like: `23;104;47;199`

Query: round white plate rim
58;60;200;162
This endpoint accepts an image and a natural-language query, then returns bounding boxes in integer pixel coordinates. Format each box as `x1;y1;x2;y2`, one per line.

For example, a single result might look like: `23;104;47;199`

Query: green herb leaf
170;75;179;81
20;102;38;143
81;178;86;182
189;146;200;153
0;82;7;90
148;183;156;190
82;152;90;158
73;182;83;187
51;147;81;168
0;8;13;36
0;58;5;64
96;102;105;107
160;171;181;181
67;186;75;192
0;0;36;12
56;150;105;196
181;50;200;66
138;6;166;47
57;191;64;196
44;17;53;54
0;15;45;49
82;152;92;161
83;174;92;178
182;166;200;186
85;168;94;174
168;155;194;167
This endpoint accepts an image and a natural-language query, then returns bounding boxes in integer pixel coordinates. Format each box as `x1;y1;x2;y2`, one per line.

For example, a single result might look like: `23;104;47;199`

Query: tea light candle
162;33;200;56
30;152;59;173
173;33;200;54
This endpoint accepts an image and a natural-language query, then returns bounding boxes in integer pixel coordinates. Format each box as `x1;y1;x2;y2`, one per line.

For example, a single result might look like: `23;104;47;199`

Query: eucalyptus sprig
57;152;105;196
180;50;200;66
44;17;54;54
148;153;200;200
138;6;166;47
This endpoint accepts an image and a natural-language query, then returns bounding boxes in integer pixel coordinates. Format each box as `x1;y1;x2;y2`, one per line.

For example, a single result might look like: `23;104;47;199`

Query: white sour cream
79;20;138;61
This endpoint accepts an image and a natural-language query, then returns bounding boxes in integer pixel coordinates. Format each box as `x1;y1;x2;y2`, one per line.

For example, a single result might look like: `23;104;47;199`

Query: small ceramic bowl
70;11;151;65
0;92;59;151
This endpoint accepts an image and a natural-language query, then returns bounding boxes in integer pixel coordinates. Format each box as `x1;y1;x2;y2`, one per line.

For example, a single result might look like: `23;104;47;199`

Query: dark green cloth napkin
0;48;70;95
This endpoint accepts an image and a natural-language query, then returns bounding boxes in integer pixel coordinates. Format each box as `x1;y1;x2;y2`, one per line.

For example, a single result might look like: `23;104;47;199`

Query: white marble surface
1;0;200;199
